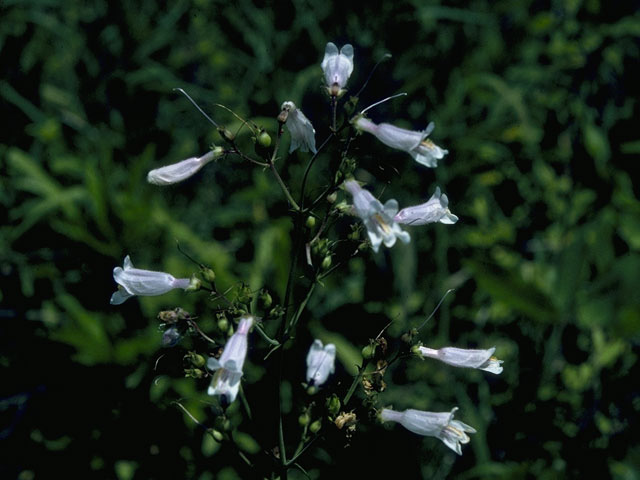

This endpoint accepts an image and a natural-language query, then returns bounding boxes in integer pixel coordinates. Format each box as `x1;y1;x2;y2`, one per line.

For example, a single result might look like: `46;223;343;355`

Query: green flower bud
326;192;338;204
306;385;318;396
218;126;235;144
257;130;272;148
362;344;376;360
321;256;332;270
326;394;341;417
201;267;216;283
309;420;322;434
305;216;316;228
217;316;229;332
298;413;311;427
214;416;232;432
190;352;206;368
258;290;273;310
211;429;224;442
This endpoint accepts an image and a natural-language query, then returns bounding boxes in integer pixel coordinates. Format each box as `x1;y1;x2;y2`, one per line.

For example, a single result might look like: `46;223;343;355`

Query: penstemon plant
111;41;503;478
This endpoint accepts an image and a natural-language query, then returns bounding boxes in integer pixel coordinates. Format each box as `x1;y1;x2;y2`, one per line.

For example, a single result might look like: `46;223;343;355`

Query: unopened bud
309;420;322;434
184;368;204;378
306;216;316;228
321;256;332;270
298;413;311;427
257;130;271;148
201;267;216;283
211;429;224;442
215;417;232;432
188;352;206;367
326;394;341;417
186;275;202;292
258;290;273;310
162;326;182;347
361;344;376;360
326;192;338;204
218;126;235;144
306;385;318;396
217;314;229;332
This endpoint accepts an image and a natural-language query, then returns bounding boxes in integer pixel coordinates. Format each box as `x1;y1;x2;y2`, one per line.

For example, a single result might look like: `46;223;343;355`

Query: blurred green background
1;0;639;478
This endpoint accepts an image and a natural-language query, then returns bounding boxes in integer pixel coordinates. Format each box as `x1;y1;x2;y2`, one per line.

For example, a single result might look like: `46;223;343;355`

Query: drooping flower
110;255;191;305
380;407;476;455
306;339;336;387
321;42;354;96
207;316;254;405
418;346;503;374
344;180;410;253
147;147;224;186
354;117;448;168
394;187;459;225
281;101;317;154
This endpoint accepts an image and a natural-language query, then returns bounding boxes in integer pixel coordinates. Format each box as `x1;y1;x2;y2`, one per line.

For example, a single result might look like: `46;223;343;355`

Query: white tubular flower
306;339;336;387
380;407;476;455
321;42;354;96
207;316;254;405
147;148;223;185
394;187;459;225
110;255;191;305
344;180;410;253
418;346;503;374
281;101;317;154
354;117;448;168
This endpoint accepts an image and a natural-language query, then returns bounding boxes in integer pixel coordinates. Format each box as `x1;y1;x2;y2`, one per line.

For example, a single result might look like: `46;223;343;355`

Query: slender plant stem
269;124;301;211
299;133;334;210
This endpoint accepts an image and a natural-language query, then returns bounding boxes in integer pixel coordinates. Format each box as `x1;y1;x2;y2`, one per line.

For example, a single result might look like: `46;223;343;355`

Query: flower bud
217;314;229;332
218;126;236;144
258;290;273;310
187;352;206;368
162;326;182;347
326;192;338;204
257;130;272;148
215;416;232;432
185;275;202;292
305;216;316;228
306;385;318;395
326;394;341;417
309;420;322;434
361;344;376;360
298;413;311;427
211;429;224;442
200;267;216;283
321;256;332;270
184;368;205;378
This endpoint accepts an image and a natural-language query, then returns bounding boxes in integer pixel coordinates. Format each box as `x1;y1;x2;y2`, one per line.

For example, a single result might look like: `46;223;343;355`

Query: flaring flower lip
354;116;448;168
394;187;459;225
419;346;504;374
110;255;191;305
380;407;476;455
147;149;222;185
281;101;317;154
306;339;336;387
321;42;354;93
344;180;410;253
207;316;254;405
